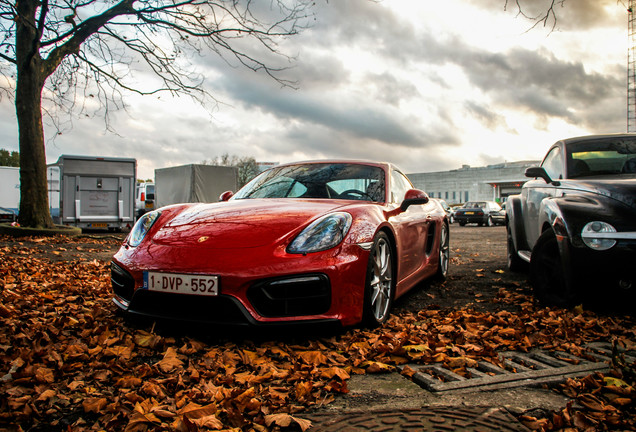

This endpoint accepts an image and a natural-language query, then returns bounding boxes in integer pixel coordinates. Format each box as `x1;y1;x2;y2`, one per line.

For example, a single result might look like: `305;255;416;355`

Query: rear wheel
530;230;578;307
363;232;394;327
435;223;450;280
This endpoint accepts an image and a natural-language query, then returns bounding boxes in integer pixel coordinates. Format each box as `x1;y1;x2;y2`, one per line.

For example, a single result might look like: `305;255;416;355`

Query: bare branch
1;0;314;136
504;0;565;33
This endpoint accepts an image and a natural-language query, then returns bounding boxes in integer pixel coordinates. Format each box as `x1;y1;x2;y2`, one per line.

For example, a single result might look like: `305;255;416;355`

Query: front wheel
435;223;450;280
362;232;395;327
530;230;578;307
487;216;494;227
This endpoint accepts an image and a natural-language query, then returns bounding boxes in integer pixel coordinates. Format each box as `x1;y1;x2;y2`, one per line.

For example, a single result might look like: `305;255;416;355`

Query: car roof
557;133;636;146
270;159;395;172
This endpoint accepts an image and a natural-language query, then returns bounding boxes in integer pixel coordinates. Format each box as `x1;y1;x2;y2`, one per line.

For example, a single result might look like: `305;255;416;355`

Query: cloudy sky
0;0;629;180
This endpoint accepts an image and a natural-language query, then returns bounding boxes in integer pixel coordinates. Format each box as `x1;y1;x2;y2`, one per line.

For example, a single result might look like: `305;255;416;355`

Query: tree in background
0;149;19;167
0;0;314;228
203;154;260;188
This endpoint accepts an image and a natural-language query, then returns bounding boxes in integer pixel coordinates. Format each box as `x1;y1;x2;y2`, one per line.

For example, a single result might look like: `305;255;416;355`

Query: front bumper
567;238;636;295
110;242;370;327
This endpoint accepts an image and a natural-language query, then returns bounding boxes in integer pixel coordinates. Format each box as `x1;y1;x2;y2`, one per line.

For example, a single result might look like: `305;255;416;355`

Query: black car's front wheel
530;230;578;307
363;232;394;327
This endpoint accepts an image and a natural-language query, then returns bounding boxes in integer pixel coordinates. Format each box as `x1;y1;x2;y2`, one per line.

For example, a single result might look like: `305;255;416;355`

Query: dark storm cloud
218;70;455;148
464;101;510;129
365;72;421;107
306;1;623;129
347;11;625;131
458;47;624;128
195;0;623;163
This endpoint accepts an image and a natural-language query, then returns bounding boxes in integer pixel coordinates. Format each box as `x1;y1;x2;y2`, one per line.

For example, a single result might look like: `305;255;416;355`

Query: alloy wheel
369;236;393;323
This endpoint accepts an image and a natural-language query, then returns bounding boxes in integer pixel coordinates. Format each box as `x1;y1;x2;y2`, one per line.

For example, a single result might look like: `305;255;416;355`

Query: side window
390;170;412;204
541;147;564;180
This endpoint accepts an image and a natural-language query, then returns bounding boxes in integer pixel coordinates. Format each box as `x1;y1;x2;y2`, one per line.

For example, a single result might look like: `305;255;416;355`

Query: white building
407;160;540;205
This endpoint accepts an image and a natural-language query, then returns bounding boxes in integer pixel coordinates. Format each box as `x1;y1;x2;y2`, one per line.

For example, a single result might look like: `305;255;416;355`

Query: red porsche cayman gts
111;160;450;327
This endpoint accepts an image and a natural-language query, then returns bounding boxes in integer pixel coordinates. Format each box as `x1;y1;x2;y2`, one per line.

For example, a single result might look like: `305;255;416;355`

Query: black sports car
506;134;636;306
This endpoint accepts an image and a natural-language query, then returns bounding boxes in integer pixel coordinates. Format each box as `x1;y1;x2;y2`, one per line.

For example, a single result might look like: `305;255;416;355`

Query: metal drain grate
403;342;635;393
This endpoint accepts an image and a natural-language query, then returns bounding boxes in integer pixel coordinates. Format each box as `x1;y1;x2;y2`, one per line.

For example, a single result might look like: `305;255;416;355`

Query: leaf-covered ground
0;234;635;431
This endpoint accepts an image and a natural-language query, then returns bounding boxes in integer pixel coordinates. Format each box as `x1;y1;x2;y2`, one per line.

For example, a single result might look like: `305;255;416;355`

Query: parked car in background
432;198;454;223
506;134;636;306
0;207;17;223
454;201;503;226
135;182;155;219
112;160;451;328
491;202;506;226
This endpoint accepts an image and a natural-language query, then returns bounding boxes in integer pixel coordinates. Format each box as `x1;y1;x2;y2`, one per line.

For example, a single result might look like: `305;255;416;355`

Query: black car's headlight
581;221;616;251
287;212;352;254
129;210;161;247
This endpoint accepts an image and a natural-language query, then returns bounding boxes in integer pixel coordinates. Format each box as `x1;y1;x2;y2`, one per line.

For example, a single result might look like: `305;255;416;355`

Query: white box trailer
155;164;238;208
0;166;20;214
48;155;136;230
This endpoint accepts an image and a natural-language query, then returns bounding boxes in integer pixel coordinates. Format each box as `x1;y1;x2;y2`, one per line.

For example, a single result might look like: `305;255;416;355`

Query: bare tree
0;0;314;228
203;153;259;187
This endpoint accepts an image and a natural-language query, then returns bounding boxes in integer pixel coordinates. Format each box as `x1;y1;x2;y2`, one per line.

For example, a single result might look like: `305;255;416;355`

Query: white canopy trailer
154;164;238;207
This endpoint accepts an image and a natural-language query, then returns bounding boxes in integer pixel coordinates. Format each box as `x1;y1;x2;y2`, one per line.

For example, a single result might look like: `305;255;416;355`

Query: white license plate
143;272;219;296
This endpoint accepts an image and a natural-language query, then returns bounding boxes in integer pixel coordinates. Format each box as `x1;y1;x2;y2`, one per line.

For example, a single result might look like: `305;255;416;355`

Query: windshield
464;202;487;209
567;137;636;178
233;163;386;202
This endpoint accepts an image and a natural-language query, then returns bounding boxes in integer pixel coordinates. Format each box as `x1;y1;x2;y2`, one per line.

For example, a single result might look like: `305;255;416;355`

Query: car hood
563;178;636;209
151;199;350;249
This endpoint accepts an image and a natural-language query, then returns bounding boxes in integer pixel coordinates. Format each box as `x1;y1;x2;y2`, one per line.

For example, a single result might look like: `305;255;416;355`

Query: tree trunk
15;0;54;228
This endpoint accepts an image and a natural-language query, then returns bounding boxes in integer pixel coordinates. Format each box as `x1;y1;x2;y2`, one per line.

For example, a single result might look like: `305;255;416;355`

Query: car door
522;144;564;247
389;169;431;289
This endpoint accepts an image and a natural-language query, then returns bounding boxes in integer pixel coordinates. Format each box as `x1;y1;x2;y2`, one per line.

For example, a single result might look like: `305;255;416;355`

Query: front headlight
287;212;352;254
581;221;616;251
129;211;161;247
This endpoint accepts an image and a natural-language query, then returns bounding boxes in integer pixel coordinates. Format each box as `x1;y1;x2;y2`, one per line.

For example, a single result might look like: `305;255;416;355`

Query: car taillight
141;192;145;201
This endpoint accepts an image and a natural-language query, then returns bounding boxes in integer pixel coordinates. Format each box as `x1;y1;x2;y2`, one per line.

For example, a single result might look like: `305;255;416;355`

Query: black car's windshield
568;138;636;178
464;202;486;209
233;163;386;201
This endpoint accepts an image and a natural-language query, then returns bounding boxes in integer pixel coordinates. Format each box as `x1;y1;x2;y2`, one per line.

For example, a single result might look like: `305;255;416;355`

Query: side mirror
219;191;234;202
525;166;559;186
401;189;429;211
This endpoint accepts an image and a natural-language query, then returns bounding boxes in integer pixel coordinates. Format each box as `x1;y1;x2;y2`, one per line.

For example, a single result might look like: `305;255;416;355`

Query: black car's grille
111;262;135;302
129;290;250;324
247;274;331;318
